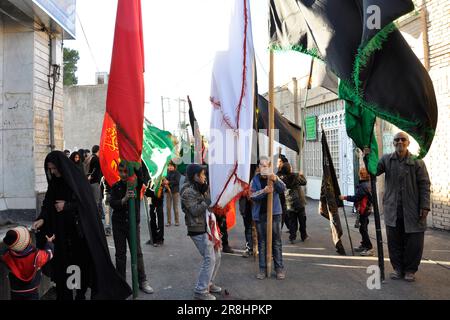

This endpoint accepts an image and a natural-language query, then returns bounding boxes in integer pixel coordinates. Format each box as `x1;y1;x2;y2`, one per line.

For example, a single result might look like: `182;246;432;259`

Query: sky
65;0;311;135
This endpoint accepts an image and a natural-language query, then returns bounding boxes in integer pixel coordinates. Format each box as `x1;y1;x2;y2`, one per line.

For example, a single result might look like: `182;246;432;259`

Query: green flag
142;119;176;193
339;83;379;174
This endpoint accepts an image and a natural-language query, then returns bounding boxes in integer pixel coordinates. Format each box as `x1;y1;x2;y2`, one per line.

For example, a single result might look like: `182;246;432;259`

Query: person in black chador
32;151;132;300
69;151;85;174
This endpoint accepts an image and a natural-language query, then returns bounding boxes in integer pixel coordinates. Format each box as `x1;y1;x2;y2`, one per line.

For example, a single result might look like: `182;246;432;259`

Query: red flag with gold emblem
105;0;145;164
99;112;121;186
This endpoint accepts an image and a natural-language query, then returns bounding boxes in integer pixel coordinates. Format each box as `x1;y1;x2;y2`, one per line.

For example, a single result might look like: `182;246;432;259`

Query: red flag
105;0;145;163
99;112;120;187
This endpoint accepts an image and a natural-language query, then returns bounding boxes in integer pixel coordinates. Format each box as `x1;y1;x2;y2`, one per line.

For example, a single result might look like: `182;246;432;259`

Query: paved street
110;198;450;300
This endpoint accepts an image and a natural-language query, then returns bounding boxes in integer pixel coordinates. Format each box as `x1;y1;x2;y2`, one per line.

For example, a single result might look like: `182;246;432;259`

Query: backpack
357;195;372;216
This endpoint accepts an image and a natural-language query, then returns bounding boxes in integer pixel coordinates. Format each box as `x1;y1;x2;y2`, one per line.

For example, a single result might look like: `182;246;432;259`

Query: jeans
190;233;221;294
165;192;180;225
256;214;283;272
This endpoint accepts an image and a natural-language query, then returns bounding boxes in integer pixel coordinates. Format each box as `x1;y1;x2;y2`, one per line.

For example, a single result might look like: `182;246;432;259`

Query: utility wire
76;12;99;73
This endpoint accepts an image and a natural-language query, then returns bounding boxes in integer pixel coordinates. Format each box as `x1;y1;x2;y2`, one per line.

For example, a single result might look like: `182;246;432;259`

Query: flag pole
266;49;275;277
341;202;355;256
363;152;385;282
253;82;259;263
299;57;314;173
127;162;139;298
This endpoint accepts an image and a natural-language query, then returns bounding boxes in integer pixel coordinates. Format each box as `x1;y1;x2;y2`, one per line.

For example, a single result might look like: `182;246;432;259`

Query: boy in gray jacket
180;164;222;300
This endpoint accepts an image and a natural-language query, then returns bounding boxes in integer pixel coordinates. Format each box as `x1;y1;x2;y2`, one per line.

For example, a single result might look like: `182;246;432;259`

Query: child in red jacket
1;226;54;300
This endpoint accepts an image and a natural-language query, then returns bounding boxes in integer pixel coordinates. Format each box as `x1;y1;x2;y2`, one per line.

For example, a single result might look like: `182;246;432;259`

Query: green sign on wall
305;116;317;141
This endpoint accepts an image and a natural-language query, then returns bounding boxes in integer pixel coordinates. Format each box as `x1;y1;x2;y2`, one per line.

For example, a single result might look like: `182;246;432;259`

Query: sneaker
353;245;366;253
175;223;180;226
209;284;222;294
153;243;160;247
301;236;310;242
360;248;375;256
165;223;171;227
404;272;416;282
194;292;216;300
289;238;295;244
241;250;252;258
139;281;154;294
256;272;266;280
390;270;403;280
222;246;234;254
276;270;286;280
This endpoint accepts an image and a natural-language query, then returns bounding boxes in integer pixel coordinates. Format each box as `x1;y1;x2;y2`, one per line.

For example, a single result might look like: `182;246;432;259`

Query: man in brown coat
377;132;431;282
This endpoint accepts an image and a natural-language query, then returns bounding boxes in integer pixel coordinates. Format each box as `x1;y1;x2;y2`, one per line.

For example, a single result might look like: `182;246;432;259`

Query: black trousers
150;204;164;243
242;212;253;251
112;220;147;284
217;215;229;247
359;215;373;249
386;217;425;274
288;207;307;241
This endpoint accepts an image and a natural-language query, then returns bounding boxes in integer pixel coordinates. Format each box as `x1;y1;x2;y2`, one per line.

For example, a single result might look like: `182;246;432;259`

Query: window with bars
303;100;344;179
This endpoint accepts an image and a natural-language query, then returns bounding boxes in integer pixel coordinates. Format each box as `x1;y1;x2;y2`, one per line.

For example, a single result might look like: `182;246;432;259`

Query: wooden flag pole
266;50;275;277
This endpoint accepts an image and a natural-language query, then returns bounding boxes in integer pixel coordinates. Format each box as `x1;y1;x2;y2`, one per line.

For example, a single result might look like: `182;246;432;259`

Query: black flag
187;95;205;164
256;94;302;153
319;130;346;255
269;0;437;170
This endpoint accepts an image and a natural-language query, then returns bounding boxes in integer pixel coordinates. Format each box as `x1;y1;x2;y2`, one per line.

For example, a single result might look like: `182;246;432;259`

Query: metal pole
127;162;139;298
292;77;300;172
299;58;314;173
266;50;275;277
363;156;385;282
341;205;355;256
48;110;55;150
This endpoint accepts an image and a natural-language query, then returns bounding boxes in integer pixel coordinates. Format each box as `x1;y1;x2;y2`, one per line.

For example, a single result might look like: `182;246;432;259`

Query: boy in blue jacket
250;156;286;280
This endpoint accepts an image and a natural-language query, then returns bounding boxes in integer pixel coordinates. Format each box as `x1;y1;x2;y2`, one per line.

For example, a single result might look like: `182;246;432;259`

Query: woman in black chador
33;151;131;300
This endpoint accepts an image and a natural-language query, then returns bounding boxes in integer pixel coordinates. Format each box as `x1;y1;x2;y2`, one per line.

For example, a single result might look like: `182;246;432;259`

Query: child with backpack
339;168;374;256
1;226;54;300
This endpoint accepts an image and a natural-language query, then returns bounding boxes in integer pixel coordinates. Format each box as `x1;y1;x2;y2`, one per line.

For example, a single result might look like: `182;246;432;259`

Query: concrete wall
0;17;35;211
63;84;107;152
0;17;64;215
